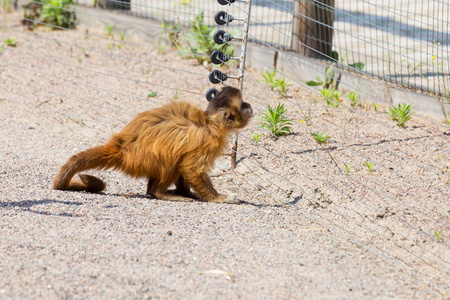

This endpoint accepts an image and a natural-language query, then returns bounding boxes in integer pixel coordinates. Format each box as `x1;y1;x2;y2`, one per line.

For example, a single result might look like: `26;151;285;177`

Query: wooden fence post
292;0;335;60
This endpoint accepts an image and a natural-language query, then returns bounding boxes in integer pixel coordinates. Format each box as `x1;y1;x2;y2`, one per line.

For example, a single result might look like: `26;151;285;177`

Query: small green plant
387;103;413;128
119;31;125;41
311;131;331;144
307;63;336;89
262;70;292;97
300;107;313;126
275;78;291;97
346;91;360;107
259;104;293;137
251;133;261;143
107;43;112;50
373;103;379;111
3;37;17;47
446;118;450;126
161;20;182;48
176;12;235;66
434;230;442;242
117;43;123;50
363;161;375;172
41;0;76;29
331;51;365;70
1;0;12;11
344;163;352;175
173;86;179;100
147;92;157;98
430;53;450;122
78;57;82;63
262;70;278;89
320;87;342;108
105;23;114;38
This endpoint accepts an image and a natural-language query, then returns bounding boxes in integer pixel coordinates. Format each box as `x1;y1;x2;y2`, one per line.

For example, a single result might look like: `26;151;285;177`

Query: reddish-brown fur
53;87;253;204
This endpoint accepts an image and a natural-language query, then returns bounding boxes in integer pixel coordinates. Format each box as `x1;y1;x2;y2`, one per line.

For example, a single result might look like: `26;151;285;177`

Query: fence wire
101;0;450;95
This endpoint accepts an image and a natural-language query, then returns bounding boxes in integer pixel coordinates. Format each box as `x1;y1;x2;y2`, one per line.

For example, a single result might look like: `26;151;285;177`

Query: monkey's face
231;98;253;129
206;87;253;129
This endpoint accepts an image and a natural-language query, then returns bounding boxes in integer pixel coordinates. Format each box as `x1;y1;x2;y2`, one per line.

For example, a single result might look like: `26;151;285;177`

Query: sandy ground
1;11;449;299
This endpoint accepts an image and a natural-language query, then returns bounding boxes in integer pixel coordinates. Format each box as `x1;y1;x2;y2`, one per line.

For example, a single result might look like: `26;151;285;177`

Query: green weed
173;86;179;100
311;131;331;144
105;23;114;38
363;161;375;172
344;163;352;175
161;20;181;48
387;103;413;128
307;63;335;89
262;70;277;89
262;70;292;97
177;12;235;66
147;92;157;98
1;0;12;11
251;133;261;143
41;0;76;29
259;104;293;137
373;103;379;111
3;37;17;47
346;91;360;107
434;230;442;242
320;87;342;108
331;51;365;70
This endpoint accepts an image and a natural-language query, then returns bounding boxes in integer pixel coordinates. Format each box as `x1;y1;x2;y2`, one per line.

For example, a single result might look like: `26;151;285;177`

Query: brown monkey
53;86;253;204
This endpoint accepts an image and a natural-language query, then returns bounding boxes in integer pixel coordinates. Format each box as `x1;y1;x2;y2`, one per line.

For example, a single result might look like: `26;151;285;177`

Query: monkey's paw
215;191;241;205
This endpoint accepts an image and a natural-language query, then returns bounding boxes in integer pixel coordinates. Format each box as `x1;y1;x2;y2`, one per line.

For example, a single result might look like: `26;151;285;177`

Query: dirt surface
1;12;449;299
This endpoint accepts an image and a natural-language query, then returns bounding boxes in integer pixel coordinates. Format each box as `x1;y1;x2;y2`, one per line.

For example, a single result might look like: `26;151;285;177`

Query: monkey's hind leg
146;178;194;202
175;176;197;199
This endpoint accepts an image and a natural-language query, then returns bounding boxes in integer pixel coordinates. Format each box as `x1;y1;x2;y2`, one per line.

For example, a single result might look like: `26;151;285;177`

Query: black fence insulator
217;0;235;5
209;70;228;84
210;50;230;64
213;30;233;45
206;88;218;101
215;11;234;25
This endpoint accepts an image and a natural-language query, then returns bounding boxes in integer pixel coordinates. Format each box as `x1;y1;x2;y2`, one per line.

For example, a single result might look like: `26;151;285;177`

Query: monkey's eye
227;114;235;121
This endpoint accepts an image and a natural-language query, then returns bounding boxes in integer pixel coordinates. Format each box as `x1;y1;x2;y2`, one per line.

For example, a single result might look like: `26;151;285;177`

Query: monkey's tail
53;144;122;193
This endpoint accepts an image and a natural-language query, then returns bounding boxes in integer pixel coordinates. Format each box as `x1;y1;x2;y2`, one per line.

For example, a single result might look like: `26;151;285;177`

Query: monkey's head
205;87;253;130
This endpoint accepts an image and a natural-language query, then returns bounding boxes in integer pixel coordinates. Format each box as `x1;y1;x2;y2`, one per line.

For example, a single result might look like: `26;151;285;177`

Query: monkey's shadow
240;194;303;207
1;199;83;217
110;192;303;208
110;189;198;203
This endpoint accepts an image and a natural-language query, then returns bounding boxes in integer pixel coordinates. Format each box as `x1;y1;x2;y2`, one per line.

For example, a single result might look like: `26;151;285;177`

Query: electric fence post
206;0;253;169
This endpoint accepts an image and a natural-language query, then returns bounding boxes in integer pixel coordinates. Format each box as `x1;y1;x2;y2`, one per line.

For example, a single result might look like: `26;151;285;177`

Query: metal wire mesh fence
0;0;449;297
100;0;450;97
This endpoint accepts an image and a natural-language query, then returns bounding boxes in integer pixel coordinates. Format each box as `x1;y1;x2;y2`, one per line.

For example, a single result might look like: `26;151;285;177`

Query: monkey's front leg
183;171;240;204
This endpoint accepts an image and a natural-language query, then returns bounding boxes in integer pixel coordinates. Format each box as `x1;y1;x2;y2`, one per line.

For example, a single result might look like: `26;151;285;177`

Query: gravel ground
1;12;449;299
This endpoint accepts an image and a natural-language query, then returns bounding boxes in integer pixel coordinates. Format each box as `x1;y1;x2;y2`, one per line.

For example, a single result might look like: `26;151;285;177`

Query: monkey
52;86;253;204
